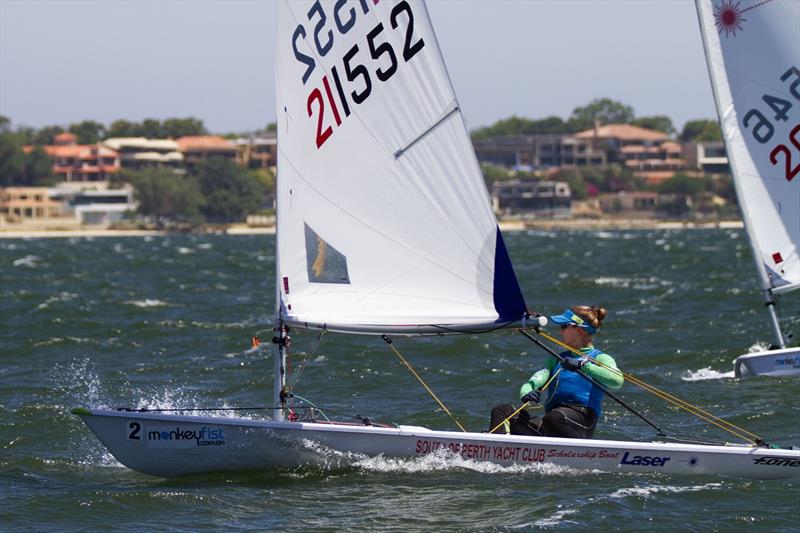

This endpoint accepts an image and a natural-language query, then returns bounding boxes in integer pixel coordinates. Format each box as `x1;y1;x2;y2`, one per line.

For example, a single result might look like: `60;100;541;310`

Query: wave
682;367;735;381
126;299;168;308
12;255;41;267
609;481;724;499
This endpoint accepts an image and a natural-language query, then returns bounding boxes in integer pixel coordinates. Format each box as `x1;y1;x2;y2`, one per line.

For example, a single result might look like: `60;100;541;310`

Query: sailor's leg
541;406;597;439
489;404;516;434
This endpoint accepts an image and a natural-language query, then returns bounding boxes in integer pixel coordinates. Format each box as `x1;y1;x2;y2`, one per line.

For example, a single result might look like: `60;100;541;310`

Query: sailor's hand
520;391;540;404
561;357;587;372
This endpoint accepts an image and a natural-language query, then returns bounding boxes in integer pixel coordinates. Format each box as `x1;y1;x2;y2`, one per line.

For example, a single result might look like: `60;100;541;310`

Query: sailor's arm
583;353;624;389
519;359;557;398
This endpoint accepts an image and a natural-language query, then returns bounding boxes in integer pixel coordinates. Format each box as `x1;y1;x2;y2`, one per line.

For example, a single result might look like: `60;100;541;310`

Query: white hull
73;408;800;479
734;347;800;378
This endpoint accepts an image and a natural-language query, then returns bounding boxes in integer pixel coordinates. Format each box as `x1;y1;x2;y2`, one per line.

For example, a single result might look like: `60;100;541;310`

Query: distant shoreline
0;219;743;239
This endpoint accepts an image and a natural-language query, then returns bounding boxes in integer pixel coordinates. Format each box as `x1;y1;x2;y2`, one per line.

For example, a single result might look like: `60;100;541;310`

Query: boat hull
733;347;800;378
73;408;800;479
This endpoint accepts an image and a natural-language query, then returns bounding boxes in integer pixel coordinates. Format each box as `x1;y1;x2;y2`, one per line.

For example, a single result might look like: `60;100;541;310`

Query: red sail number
769;123;800;182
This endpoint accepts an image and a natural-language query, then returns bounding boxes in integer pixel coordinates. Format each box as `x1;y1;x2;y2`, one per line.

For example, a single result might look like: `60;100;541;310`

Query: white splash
682;367;735;381
13;255;41;267
177;247;193;254
126;299;167;308
37;292;78;310
609;482;723;499
532;508;580;528
747;342;771;354
354;448;583;476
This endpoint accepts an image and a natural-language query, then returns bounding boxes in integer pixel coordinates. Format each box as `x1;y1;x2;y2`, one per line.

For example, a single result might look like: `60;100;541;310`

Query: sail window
304;223;350;284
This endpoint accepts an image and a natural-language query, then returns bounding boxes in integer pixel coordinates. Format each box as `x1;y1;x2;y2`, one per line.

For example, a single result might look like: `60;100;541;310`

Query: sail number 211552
292;0;426;149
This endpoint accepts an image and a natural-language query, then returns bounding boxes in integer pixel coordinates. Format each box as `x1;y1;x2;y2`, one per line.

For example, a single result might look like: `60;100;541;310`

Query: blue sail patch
492;226;527;320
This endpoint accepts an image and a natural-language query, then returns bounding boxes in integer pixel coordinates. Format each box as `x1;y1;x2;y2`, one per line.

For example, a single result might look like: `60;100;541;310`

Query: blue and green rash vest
519;346;623;418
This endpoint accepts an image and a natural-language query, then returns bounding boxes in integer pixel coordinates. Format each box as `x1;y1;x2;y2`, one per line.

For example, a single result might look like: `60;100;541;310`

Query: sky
0;0;717;135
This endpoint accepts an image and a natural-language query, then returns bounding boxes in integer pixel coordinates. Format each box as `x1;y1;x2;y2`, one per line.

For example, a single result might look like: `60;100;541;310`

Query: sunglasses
560;324;575;330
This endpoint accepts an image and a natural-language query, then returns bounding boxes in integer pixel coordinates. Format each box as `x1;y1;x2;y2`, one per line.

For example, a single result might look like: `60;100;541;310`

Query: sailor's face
560;324;591;348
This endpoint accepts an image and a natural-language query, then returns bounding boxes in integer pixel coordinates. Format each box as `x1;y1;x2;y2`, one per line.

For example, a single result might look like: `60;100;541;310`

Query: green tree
108;119;142;138
24;146;55;185
0;132;53;186
0;132;26;186
566;98;635;132
551;168;588;200
265;122;277;132
0;115;11;133
192;159;269;222
680;119;722;142
480;162;512;189
69;120;107;144
657;174;705;196
581;164;639;193
121;168;204;224
631;115;675;135
163;117;206;138
471;115;567;140
31;125;65;146
140;118;163;139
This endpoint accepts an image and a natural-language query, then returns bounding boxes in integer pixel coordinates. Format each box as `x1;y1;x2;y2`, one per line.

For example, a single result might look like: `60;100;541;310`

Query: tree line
111;160;274;227
470;98;723;142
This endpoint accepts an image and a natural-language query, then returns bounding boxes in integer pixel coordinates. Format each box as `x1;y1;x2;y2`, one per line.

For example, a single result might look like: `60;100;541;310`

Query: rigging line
540;332;763;444
533;329;764;444
382;335;467;432
277;145;498;301
533;328;759;442
487;369;557;434
288;329;326;389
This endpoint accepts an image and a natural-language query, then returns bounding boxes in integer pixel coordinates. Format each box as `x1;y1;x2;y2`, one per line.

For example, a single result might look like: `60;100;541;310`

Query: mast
272;48;286;421
694;0;787;348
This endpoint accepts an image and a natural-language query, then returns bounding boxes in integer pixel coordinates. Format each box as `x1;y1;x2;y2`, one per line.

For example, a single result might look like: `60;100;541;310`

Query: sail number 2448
292;0;426;149
743;65;800;182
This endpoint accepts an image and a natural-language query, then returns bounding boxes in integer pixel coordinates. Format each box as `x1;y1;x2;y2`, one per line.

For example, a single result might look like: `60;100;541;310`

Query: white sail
275;0;526;333
696;0;800;294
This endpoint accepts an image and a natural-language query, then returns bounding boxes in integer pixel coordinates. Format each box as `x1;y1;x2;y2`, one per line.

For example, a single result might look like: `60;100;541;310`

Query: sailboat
73;0;800;479
696;0;800;378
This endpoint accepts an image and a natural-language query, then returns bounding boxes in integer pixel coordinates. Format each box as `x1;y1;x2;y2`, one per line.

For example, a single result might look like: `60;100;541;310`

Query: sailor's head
549;306;606;336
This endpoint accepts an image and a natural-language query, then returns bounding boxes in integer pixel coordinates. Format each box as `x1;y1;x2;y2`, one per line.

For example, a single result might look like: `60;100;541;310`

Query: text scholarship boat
74;0;800;479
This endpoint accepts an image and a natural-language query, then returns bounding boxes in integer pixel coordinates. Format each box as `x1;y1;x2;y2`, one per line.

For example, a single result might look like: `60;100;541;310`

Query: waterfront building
232;133;277;170
473;134;606;171
176;135;238;169
68;186;137;225
24;132;121;182
101;137;183;170
0;186;66;222
683;141;730;175
491;179;571;217
574;124;694;185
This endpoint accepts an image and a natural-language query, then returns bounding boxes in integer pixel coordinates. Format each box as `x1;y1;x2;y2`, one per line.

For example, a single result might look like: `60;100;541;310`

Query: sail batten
275;0;527;333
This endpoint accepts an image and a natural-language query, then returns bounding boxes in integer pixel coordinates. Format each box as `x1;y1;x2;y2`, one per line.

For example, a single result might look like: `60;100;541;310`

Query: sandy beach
0;219;743;239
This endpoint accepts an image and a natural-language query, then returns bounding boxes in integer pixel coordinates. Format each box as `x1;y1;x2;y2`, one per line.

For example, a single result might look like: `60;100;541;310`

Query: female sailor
490;305;623;438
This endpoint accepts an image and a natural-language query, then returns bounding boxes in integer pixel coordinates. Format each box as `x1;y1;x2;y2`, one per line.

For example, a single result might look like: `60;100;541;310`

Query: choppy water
1;230;798;531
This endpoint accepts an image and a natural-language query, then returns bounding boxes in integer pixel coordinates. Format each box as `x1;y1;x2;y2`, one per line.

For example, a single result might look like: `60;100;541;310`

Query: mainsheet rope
487;368;561;435
530;328;764;445
383;335;467;432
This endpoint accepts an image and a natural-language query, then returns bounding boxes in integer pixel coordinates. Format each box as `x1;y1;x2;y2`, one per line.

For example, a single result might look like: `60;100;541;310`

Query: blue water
1;230;798;530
